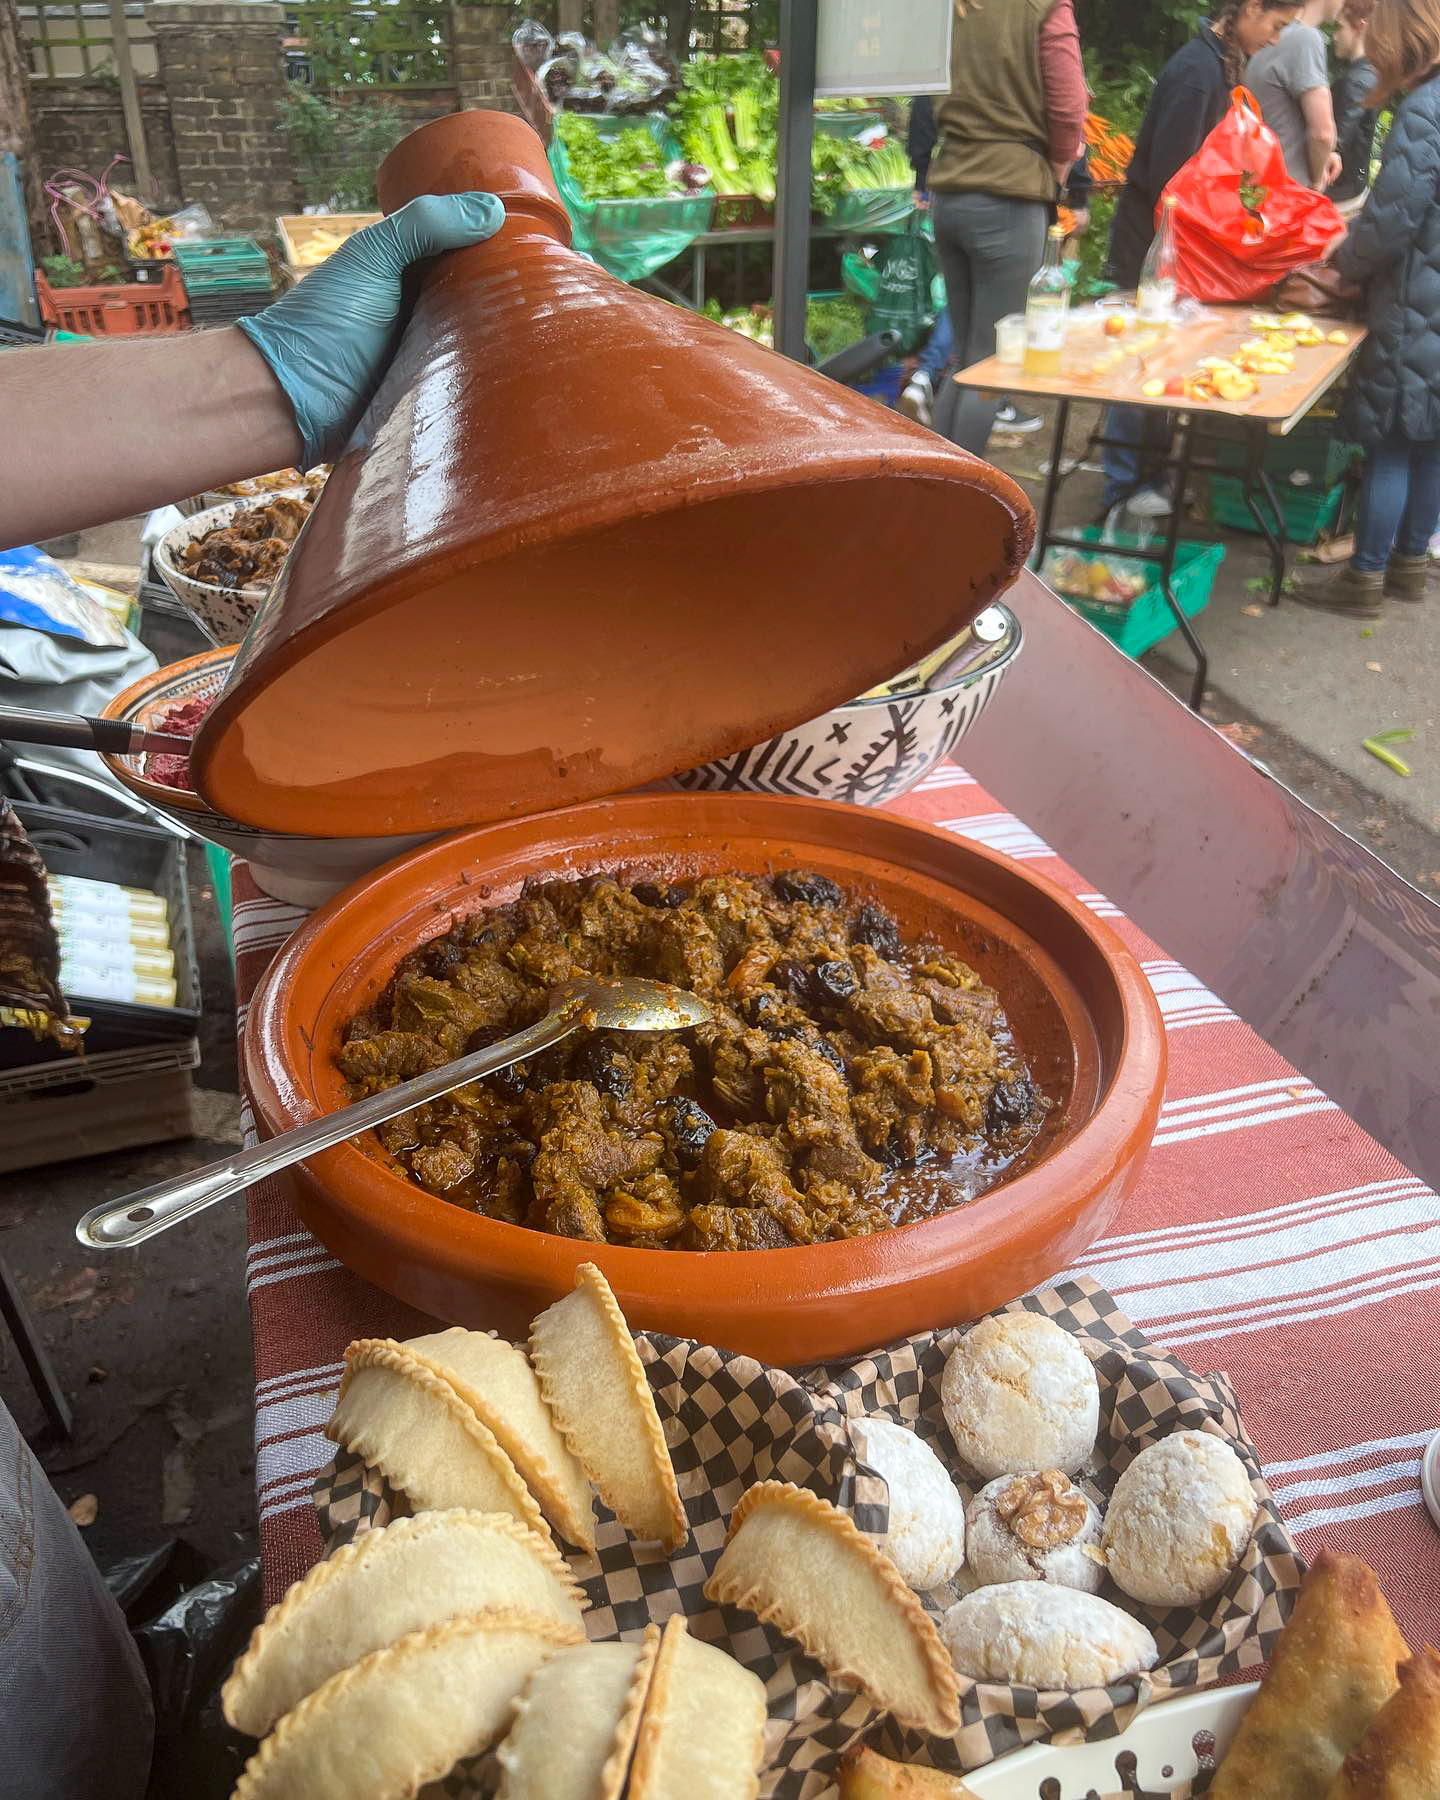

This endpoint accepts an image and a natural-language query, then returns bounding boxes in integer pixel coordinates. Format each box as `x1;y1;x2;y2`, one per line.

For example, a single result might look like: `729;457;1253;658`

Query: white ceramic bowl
152;490;311;644
958;1682;1258;1798
669;603;1021;804
97;646;432;908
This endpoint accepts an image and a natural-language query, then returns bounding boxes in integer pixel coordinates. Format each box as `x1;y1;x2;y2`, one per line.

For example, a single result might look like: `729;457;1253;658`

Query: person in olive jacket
1295;0;1440;615
927;0;1087;456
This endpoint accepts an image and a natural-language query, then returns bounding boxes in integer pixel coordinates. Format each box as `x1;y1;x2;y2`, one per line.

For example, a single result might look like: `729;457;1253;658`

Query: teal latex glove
237;191;505;468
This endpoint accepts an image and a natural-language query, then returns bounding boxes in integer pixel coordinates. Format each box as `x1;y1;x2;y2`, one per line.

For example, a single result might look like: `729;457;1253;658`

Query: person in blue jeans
1101;0;1302;513
1294;2;1440;616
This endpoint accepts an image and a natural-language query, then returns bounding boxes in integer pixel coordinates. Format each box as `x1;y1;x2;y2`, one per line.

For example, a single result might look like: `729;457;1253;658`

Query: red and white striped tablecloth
232;765;1440;1634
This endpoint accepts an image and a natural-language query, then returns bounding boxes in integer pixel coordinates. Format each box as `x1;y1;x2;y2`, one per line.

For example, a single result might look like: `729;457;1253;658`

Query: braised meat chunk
340;873;1046;1249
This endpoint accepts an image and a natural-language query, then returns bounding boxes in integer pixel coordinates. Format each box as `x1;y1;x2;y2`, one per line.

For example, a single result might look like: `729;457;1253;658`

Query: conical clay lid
192;112;1033;837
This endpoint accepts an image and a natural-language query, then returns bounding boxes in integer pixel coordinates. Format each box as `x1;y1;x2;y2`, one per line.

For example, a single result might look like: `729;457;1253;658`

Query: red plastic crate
35;265;191;336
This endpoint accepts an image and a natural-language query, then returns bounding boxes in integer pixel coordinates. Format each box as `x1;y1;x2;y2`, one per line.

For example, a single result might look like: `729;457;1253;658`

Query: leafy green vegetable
704;294;867;361
555;113;674;201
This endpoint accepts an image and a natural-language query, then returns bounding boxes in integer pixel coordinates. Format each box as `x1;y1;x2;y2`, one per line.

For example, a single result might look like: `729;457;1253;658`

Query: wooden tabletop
956;303;1365;435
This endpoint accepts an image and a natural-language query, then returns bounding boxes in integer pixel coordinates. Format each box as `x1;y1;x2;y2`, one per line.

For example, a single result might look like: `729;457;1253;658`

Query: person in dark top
1294;0;1440;615
1331;1;1379;201
1102;0;1304;512
907;93;938;193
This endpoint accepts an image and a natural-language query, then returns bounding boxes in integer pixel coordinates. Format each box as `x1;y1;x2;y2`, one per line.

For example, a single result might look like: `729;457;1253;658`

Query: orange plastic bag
1160;87;1345;302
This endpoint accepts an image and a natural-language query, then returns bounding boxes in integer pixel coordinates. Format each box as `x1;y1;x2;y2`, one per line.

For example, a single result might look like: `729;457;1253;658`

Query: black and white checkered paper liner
312;1278;1300;1797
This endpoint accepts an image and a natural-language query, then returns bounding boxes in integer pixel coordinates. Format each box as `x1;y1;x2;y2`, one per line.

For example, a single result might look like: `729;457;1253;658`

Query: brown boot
1384;553;1432;602
1291;561;1385;618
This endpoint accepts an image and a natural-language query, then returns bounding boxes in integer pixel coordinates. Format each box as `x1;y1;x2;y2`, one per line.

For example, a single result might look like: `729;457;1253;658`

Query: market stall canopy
190;112;1033;838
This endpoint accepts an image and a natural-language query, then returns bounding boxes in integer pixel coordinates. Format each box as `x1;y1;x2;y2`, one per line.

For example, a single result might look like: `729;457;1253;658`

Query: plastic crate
1208;473;1344;546
1210;422;1360;490
1051;531;1225;659
713;193;775;230
174;236;270;292
276;212;382;279
1;801;202;1073
825;187;915;231
35;265;190;336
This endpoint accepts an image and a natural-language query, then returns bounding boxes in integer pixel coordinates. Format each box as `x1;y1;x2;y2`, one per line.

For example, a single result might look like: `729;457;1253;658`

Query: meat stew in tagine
339;872;1048;1250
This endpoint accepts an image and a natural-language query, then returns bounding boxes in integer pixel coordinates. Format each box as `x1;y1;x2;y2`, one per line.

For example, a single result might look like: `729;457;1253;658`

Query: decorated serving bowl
96;647;430;908
670;605;1021;805
243;791;1164;1364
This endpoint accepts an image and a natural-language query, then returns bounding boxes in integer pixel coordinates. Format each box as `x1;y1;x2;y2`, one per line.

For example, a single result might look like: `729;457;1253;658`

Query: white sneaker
898;369;934;426
994;401;1044;434
1125;486;1174;519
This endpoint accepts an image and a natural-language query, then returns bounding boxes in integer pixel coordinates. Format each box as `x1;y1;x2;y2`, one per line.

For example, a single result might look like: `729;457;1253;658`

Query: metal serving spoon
75;976;711;1251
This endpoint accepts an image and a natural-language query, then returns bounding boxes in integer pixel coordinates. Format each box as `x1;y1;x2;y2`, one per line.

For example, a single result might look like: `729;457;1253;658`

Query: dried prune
572;1038;633;1100
425;938;466;976
771;958;814;1001
772;870;843;908
632;881;687;909
771;1023;847;1078
851;903;903;960
812;959;859;1005
658;1095;716;1168
985;1076;1037;1133
744;989;788;1030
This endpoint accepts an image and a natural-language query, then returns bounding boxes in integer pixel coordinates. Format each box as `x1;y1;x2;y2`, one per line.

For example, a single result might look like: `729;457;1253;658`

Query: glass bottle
1137;195;1179;327
1023;225;1069;376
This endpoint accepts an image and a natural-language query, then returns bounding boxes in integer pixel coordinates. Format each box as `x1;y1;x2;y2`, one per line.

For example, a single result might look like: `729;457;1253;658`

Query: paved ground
987;403;1440;893
3;438;1437;1679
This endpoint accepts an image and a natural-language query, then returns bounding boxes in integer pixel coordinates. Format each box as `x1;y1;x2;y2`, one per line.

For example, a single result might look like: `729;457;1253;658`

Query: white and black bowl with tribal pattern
669;603;1021;805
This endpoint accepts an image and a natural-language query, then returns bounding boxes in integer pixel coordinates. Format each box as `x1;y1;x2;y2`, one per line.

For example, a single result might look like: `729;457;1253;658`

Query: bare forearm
1308;123;1338;186
0;327;302;551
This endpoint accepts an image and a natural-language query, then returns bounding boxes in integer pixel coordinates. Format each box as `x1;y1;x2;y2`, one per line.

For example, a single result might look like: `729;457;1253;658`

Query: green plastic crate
203;841;234;968
174;237;270;293
1051;531;1225;659
1208;473;1344;546
1210;421;1359;490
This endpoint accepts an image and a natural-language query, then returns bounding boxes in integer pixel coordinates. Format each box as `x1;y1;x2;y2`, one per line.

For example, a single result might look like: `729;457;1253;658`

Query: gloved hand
237;191;504;468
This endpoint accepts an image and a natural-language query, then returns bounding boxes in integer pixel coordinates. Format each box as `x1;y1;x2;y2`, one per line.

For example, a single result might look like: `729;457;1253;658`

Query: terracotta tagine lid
191;112;1034;837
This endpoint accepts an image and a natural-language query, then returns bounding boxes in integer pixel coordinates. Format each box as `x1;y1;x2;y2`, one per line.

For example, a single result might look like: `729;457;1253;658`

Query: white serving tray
960;1683;1258;1798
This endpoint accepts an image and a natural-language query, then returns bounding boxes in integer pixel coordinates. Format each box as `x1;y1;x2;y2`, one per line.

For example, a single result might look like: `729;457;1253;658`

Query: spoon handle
75;1004;581;1250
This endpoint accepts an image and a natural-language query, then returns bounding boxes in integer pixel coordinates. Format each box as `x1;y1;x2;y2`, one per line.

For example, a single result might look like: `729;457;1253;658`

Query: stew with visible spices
340;872;1047;1249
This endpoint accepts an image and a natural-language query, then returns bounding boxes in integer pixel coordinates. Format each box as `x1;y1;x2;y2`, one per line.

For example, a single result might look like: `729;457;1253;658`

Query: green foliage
554;115;674;199
671;54;908;209
41;254;124;287
280;87;412;208
1083;0;1207;91
291;0;451;87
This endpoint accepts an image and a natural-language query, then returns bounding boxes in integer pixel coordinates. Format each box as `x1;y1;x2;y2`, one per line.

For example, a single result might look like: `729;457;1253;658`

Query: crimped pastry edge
230;1607;585;1800
528;1263;687;1551
628;1613;766;1800
327;1338;553;1545
400;1329;597;1554
221;1507;584;1735
704;1479;960;1737
598;1623;663;1800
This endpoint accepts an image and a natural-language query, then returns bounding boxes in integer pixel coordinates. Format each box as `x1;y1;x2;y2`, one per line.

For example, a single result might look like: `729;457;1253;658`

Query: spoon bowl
75;976;710;1251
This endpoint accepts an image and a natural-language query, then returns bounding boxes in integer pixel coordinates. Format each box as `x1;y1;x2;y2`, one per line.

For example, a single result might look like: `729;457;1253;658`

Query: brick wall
452;1;520;114
148;0;296;228
31;82;182;211
25;0;525;238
